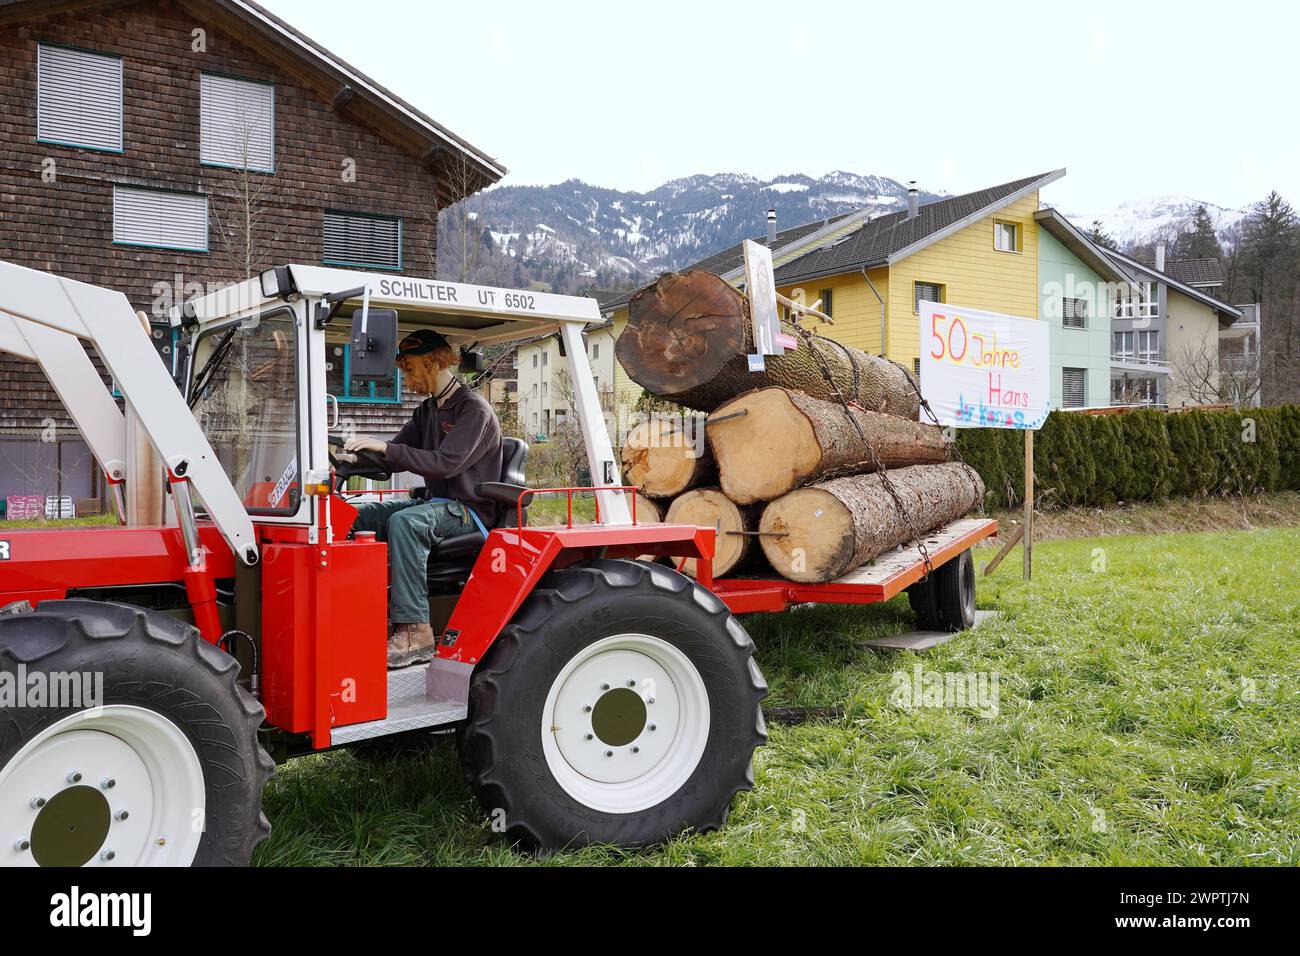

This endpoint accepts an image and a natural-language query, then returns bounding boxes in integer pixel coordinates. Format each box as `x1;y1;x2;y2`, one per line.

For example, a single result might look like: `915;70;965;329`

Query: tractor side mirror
459;347;485;374
349;308;398;381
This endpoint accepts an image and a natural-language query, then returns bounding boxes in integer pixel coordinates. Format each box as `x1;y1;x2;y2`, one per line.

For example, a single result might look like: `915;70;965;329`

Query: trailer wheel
458;558;766;849
932;549;977;631
906;578;943;631
0;600;273;867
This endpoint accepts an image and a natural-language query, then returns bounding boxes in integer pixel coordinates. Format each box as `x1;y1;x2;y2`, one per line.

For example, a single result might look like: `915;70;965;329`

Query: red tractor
0;261;992;866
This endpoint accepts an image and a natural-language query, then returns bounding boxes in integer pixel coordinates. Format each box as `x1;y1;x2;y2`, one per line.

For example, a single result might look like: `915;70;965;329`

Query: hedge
954;405;1300;509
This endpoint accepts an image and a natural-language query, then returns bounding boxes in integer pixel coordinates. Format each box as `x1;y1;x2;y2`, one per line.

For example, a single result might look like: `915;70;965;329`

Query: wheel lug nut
583;705;592;713
100;777;116;790
66;770;82;784
647;698;656;705
605;750;613;757
632;746;640;753
627;680;636;687
584;734;593;741
601;683;610;691
29;796;46;809
100;849;116;862
115;809;130;822
14;838;31;852
649;724;657;731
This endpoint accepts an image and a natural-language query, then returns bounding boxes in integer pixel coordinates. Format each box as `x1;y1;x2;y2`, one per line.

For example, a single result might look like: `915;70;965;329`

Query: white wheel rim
542;633;710;814
1;705;205;867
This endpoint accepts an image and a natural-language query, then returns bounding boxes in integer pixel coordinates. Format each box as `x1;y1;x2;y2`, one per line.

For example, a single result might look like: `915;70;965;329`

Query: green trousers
352;498;478;624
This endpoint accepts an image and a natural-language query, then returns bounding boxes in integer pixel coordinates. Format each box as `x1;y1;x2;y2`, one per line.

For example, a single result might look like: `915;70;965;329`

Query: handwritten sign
918;301;1050;430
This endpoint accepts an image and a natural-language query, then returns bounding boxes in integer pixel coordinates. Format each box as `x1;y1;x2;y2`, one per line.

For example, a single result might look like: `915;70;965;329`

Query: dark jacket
383;382;503;526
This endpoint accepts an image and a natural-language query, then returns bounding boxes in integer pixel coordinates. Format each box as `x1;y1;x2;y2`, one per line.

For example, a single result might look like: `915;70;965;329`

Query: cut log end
758;487;855;583
707;388;823;504
621;418;713;498
665;487;754;579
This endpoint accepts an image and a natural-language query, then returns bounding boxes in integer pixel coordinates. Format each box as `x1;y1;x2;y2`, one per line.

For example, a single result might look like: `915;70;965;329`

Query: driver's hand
343;434;387;455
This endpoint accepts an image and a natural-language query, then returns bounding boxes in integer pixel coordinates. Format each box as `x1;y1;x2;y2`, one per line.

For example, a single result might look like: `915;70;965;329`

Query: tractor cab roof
170;264;602;347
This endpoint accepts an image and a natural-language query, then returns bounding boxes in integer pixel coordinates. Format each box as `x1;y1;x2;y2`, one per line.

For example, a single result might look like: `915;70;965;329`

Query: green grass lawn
254;527;1300;866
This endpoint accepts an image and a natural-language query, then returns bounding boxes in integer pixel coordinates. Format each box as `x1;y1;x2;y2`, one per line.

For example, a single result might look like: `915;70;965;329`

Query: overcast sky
262;0;1289;215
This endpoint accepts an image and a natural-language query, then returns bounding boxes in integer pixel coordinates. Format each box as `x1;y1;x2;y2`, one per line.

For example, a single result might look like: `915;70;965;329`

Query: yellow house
605;170;1066;395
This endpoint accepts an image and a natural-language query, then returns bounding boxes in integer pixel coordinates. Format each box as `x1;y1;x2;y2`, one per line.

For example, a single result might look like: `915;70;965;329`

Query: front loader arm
0;312;128;484
0;261;258;565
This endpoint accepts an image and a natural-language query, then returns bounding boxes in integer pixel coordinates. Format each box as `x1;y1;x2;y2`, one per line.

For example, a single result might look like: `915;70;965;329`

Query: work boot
387;622;435;669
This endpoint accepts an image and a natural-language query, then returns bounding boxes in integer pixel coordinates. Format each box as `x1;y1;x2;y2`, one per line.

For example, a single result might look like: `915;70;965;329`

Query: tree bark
707;387;949;504
616;270;920;416
665;487;761;578
758;463;985;583
621;417;715;498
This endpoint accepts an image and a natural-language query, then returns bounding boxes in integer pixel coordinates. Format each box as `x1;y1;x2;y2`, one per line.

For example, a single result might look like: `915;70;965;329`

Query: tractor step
330;662;467;746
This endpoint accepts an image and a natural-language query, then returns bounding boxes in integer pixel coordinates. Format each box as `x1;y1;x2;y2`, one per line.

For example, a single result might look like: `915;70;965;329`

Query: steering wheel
328;435;392;486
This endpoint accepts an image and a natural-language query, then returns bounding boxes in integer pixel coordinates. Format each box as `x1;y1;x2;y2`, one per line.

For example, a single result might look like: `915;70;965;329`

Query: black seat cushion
427;437;529;590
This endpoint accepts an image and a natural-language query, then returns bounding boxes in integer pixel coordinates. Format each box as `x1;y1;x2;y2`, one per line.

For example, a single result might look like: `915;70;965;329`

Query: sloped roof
1033;208;1134;284
772;170;1065;285
1104;249;1241;323
600;213;855;314
0;0;506;198
1163;258;1224;287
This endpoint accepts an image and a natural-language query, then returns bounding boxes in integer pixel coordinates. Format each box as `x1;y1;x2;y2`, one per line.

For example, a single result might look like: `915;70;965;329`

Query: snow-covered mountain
453;172;943;292
1069;195;1248;249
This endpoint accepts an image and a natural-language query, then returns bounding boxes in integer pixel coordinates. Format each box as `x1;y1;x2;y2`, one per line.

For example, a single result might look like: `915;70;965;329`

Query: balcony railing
1110;352;1169;370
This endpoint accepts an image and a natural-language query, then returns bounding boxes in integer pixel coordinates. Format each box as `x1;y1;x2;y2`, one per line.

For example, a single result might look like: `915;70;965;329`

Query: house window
912;357;921;379
1062;368;1086;408
1115;281;1159;320
542;382;548;399
113;187;208;252
200;73;275;172
914;281;944;314
1112;331;1133;358
532;353;538;368
323;210;402;270
591;342;599;360
1062;297;1088;329
326;343;401;403
1137;330;1159;363
994;220;1020;253
542;351;548;367
819;289;834;318
37;44;123;152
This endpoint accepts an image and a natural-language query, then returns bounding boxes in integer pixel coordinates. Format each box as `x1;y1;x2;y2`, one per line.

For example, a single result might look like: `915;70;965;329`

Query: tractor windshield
189;309;302;517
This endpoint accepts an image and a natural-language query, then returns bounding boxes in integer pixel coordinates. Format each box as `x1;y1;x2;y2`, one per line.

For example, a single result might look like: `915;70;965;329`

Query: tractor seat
426;436;531;591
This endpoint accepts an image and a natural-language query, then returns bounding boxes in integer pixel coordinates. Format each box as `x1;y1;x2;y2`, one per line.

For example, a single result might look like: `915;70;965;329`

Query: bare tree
210;118;274;279
1168;339;1220;405
435;152;503;284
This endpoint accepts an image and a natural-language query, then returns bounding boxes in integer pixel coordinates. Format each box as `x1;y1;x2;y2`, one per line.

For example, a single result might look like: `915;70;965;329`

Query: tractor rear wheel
0;600;273;867
458;558;766;849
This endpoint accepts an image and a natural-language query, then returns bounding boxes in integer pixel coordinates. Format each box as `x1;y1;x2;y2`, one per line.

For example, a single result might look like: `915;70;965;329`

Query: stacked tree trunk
618;270;985;584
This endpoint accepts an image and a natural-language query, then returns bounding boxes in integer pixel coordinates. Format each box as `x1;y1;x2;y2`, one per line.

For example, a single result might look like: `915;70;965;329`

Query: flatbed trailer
698;518;998;614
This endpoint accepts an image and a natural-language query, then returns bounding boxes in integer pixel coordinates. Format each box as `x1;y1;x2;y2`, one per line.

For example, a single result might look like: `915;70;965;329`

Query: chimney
1155;243;1166;273
766;208;777;246
906;181;919;220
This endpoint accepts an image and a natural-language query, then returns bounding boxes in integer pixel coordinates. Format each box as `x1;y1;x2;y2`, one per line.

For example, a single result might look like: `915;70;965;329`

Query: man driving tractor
342;330;503;668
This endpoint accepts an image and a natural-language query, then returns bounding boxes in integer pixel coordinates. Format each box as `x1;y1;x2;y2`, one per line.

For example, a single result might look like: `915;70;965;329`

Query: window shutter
323;211;402;270
820;289;833;318
37;44;122;151
200;73;275;172
1062;368;1086;408
113;187;208;251
914;282;942;313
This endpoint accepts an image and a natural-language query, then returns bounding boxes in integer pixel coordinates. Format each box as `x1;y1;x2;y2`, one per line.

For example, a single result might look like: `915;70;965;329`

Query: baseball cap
396;329;450;358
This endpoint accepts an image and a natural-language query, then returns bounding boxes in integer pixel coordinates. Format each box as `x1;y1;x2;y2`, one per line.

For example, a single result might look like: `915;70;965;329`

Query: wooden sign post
1023;429;1034;580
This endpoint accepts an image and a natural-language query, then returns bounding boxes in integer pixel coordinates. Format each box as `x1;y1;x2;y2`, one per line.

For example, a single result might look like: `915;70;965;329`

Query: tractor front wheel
0;600;273;867
458;558;766;849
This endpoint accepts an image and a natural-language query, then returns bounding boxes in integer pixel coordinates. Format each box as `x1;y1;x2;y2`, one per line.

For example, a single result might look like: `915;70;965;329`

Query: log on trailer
666;487;761;578
758;462;985;583
707;386;950;504
616;270;920;416
622;417;715;498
